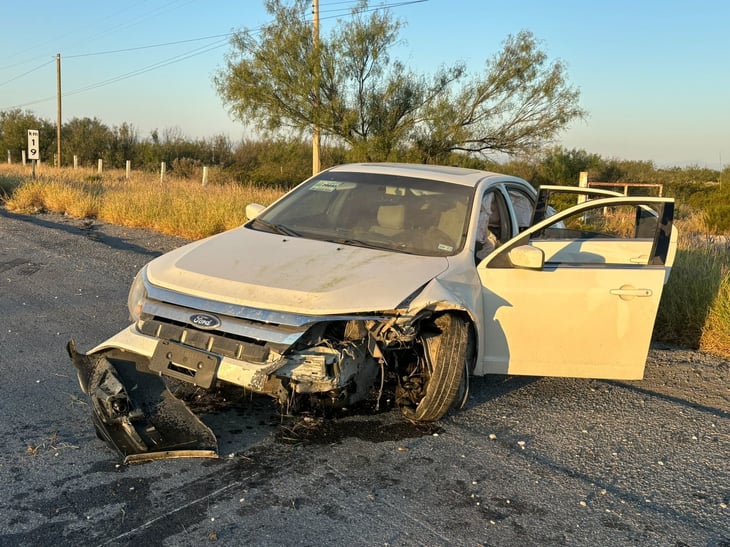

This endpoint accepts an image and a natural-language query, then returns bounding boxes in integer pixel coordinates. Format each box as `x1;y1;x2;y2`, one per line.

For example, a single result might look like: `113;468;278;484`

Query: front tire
398;313;470;422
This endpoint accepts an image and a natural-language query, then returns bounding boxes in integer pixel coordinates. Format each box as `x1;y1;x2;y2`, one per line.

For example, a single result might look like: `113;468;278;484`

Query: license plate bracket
150;341;219;389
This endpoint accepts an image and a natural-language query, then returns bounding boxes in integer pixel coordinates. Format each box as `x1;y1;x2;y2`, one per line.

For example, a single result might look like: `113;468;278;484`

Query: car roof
326;162;525;188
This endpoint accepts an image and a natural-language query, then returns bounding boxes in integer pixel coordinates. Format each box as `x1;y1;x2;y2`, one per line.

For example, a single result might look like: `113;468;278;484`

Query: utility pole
312;0;321;175
56;53;62;168
720;152;724;185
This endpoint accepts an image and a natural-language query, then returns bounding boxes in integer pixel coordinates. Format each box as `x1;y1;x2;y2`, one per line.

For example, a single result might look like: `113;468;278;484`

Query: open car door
477;190;676;380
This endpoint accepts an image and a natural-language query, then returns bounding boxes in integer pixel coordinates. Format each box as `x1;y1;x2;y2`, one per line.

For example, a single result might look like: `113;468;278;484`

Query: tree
215;0;584;163
207;134;234;166
413;32;585;163
63;117;113;166
110;122;139;167
534;147;603;186
0;109;55;163
229;137;312;186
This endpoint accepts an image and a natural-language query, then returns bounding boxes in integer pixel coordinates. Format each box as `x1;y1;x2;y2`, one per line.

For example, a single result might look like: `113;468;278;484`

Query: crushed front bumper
78;323;288;391
68;323;379;460
67;340;218;463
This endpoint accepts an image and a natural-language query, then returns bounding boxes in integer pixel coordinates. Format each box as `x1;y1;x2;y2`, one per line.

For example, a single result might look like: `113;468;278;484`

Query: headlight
127;266;149;322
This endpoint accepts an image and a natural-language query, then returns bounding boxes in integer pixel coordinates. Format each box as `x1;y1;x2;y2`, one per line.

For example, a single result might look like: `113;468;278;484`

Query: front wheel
397;313;470;422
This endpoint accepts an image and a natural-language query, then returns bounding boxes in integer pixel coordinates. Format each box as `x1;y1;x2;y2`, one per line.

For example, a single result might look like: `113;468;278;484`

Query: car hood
145;227;449;315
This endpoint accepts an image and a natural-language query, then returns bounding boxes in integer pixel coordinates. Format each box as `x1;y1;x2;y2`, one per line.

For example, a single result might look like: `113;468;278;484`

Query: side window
506;188;535;232
534;204;658;241
531;203;662;266
475;190;511;262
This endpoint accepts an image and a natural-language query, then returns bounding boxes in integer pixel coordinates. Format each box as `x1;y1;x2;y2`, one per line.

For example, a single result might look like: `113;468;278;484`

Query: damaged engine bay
68;282;471;462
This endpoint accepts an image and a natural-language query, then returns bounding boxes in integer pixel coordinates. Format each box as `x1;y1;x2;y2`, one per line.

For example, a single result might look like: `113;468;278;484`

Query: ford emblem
189;313;221;330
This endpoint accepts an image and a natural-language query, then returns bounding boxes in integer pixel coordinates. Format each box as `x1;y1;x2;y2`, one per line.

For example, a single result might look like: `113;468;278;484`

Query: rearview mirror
508;245;544;270
245;203;266;220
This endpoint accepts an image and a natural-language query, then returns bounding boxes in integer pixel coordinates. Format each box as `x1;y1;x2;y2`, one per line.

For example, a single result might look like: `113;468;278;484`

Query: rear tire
399;313;469;422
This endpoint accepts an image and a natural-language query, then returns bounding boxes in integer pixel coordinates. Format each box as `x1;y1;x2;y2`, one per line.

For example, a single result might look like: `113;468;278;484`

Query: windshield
251;171;474;256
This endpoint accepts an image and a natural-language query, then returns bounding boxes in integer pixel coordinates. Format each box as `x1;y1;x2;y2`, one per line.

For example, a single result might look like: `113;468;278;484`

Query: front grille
139;318;271;363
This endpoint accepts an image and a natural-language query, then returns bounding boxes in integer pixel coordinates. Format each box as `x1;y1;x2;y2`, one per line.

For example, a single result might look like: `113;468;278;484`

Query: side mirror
245;203;266;220
508;245;544;270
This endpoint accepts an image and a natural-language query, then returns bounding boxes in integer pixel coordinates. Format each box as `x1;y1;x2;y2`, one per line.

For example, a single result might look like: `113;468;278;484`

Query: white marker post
27;129;39;178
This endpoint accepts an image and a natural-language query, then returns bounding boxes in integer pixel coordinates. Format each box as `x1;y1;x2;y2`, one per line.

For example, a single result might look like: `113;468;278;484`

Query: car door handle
610;286;653;300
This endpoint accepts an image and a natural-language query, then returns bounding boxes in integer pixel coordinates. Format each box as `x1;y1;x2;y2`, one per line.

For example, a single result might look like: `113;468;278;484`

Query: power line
64;33;235;59
1;0;427;83
3;38;230;110
63;40;230;98
0;0;183;71
2;0;429;111
71;0;198;51
320;0;428;16
0;59;54;88
0;32;230;88
58;0;429;61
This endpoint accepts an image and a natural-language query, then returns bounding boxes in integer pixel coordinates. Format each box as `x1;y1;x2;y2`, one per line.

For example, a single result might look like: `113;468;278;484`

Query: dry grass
26;431;79;456
1;164;283;239
699;270;730;355
8;178;101;218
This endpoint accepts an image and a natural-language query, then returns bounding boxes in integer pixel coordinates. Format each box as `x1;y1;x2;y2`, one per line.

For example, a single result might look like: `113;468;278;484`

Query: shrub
170;157;202;179
0;172;23;200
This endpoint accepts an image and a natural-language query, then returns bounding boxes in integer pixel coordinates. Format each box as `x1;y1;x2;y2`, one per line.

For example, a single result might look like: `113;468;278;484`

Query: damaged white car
68;163;677;460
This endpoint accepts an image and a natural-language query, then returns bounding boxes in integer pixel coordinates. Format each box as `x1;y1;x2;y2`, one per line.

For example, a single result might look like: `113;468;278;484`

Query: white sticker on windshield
311;180;341;192
438;243;454;252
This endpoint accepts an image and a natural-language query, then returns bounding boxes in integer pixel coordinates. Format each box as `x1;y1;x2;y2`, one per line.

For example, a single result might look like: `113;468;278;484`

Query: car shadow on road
608;381;729;417
464;374;542;411
0;208;181;258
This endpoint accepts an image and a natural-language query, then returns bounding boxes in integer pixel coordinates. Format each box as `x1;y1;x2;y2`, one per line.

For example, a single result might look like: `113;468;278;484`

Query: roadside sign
27;129;39;160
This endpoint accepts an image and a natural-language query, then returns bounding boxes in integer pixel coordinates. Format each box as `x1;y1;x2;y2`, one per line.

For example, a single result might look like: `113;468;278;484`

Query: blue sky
1;0;727;168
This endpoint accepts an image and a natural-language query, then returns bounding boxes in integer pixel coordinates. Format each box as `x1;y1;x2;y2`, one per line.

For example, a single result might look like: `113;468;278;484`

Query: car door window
506;187;535;232
531;202;666;266
475;190;511;262
485;196;675;271
531;185;624;225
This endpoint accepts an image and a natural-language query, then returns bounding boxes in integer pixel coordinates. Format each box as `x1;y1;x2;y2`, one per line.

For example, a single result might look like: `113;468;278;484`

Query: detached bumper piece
67;340;217;463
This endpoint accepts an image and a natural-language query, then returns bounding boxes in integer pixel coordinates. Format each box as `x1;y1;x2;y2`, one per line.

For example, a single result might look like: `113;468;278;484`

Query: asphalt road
0;208;728;546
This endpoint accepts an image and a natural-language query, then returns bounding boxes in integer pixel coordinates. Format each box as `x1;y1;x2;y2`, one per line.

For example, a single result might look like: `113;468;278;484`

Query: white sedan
69;163;677;458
